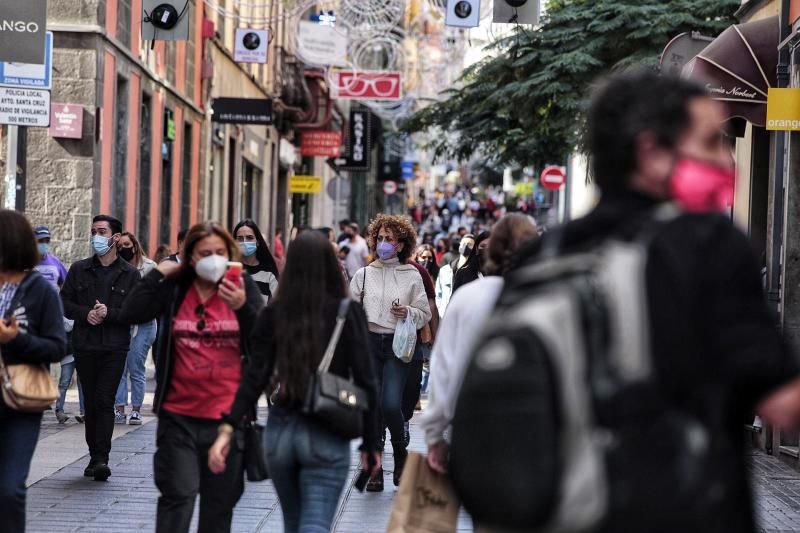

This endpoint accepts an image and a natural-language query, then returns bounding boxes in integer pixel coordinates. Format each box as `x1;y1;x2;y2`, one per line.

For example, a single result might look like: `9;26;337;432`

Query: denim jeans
420;344;431;393
0;408;42;533
56;359;85;414
266;407;350;533
116;320;157;408
369;332;411;445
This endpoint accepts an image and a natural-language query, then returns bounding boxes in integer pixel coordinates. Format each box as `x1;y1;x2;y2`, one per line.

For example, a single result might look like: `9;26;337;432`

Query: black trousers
402;358;424;422
154;410;245;533
75;351;127;463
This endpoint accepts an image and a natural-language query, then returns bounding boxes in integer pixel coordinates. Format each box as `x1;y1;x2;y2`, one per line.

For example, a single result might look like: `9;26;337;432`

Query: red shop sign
331;71;402;101
301;130;342;157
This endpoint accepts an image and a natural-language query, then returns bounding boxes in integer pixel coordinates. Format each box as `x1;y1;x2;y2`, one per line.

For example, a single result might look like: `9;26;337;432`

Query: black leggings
154;410;244;533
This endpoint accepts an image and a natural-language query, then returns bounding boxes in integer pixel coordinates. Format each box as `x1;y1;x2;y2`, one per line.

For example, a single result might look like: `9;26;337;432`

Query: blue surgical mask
239;241;258;258
377;242;397;261
38;243;49;256
92;235;113;256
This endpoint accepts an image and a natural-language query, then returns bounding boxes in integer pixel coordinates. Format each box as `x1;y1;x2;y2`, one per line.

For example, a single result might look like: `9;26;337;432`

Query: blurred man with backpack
449;70;800;533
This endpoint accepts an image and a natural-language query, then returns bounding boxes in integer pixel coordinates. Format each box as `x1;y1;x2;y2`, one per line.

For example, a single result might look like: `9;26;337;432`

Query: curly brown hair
367;214;417;262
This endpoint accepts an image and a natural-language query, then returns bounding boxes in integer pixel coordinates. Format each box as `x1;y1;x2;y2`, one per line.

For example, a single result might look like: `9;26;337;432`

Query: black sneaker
93;463;111;482
83;460;97;477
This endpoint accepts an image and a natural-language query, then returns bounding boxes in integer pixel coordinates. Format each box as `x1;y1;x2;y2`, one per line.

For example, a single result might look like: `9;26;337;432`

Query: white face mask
194;255;228;283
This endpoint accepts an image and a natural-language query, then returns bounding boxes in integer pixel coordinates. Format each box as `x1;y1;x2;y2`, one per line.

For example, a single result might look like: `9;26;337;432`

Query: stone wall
24;32;101;267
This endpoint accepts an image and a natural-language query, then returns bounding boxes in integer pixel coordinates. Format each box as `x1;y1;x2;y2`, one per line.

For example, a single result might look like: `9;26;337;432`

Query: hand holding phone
224;261;243;287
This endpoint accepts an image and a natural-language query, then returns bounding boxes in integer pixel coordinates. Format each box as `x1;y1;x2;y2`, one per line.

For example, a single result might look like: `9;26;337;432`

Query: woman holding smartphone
350;214;431;491
208;231;380;532
118;222;264;533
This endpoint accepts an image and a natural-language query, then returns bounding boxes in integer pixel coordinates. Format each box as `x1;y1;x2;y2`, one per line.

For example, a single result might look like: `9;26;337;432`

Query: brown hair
153;244;172;264
0;210;39;273
367;214;417;262
485;213;538;275
120;232;146;268
176;222;241;282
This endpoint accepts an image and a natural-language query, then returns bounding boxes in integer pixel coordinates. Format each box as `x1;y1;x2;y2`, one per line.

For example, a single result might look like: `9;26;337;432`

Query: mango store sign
767;88;800;131
49;103;82;138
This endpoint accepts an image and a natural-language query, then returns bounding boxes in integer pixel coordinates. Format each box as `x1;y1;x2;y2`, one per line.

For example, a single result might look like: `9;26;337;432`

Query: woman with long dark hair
0;210;67;533
414;243;440;282
451;230;490;294
118;222;264;533
208;232;380;532
233;219;279;302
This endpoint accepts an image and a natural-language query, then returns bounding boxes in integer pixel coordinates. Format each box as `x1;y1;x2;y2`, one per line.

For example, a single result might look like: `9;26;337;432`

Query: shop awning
683;16;778;129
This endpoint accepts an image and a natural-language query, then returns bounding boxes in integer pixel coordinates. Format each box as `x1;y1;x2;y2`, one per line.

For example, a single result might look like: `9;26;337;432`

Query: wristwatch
218;423;234;435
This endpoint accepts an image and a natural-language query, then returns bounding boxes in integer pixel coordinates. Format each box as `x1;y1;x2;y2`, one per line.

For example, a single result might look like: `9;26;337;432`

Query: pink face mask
670;158;736;213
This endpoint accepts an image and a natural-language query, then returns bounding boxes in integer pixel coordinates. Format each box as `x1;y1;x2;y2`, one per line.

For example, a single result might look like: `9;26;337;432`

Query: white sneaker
128;411;142;425
753;416;763;429
114;411;127;425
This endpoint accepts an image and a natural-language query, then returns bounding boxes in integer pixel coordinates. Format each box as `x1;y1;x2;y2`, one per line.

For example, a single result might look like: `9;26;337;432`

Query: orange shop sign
301;130;342;157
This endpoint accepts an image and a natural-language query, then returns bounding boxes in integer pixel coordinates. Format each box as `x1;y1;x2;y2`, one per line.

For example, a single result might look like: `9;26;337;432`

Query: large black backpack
449;208;714;531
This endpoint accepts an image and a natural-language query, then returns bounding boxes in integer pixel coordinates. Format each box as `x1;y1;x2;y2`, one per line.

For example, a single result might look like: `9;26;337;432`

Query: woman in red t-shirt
119;222;264;533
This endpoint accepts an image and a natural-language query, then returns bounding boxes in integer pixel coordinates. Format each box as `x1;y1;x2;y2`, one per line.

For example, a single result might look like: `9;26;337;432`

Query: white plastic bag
393;315;417;363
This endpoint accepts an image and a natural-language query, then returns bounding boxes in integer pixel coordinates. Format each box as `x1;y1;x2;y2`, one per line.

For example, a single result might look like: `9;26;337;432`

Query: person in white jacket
351;214;431;491
435;235;474;316
420;214;538;473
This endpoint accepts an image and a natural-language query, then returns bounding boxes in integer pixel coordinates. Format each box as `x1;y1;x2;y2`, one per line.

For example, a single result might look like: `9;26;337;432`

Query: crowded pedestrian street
8;0;800;532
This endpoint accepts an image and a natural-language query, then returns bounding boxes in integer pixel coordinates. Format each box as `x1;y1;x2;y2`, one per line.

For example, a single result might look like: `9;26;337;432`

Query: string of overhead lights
202;0;469;126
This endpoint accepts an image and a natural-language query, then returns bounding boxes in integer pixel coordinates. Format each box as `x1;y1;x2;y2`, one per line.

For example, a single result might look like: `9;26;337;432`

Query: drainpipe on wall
770;0;791;327
766;0;792;456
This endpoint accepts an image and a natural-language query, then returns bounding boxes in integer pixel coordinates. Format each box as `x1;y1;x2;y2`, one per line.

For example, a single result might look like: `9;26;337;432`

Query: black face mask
462;245;474;258
119;247;135;262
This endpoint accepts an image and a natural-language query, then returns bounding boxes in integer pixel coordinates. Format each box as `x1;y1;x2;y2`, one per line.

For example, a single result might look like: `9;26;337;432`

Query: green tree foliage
404;0;738;168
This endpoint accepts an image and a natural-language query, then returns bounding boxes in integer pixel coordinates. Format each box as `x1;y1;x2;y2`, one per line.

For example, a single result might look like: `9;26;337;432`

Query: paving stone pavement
25;409;471;532
27;397;800;533
750;450;800;533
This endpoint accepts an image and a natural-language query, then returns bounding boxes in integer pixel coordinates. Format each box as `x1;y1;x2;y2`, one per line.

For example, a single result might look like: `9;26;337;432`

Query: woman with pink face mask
350;214;432;491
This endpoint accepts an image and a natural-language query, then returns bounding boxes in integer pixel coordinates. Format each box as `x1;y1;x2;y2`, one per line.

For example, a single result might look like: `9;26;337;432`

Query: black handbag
303;299;369;440
242;420;269;482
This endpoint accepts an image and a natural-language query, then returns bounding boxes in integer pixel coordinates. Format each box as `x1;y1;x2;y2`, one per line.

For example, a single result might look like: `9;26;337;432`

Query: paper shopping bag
387;452;460;533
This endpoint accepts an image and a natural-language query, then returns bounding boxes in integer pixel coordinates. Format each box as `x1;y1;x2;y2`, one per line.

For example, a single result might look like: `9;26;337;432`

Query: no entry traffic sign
383;180;398;195
540;165;566;191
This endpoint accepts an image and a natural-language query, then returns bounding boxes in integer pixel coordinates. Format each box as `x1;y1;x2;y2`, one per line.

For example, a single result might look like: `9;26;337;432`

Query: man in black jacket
61;215;140;481
512;71;800;532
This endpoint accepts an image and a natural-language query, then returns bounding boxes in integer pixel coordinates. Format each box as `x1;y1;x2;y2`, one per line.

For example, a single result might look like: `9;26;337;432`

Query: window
112;76;129;223
138;94;153;252
186;0;196;99
117;0;132;49
166;41;176;86
180;122;193;230
160;109;174;245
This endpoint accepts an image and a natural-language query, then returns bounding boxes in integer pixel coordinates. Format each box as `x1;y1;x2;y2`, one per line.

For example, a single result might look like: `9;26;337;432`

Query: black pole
769;2;791;328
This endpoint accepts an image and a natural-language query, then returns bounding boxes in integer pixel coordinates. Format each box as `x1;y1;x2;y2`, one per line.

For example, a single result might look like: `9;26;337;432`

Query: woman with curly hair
350;214;432;491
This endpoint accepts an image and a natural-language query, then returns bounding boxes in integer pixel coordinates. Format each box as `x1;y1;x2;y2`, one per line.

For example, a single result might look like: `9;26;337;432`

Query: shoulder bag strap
317;299;351;373
360;268;367;305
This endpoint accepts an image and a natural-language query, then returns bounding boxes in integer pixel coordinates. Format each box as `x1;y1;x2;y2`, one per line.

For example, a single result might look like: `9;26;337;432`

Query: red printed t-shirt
161;285;242;419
